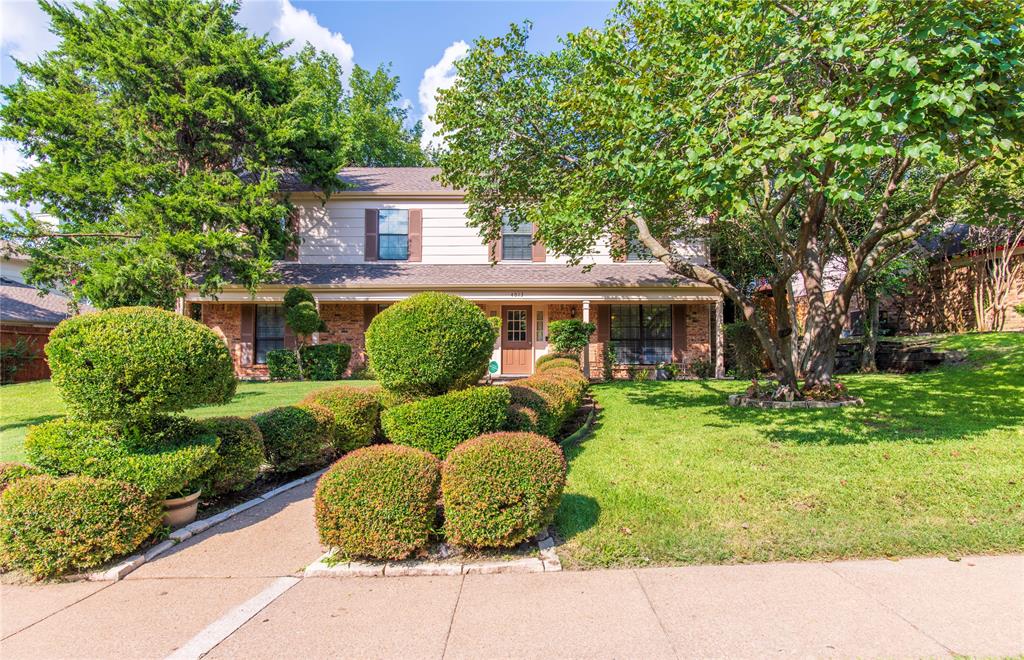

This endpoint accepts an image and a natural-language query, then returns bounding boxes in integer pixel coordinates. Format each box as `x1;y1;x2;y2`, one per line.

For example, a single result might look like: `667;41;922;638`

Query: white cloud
0;141;37;219
418;40;469;150
0;0;61;64
237;0;353;81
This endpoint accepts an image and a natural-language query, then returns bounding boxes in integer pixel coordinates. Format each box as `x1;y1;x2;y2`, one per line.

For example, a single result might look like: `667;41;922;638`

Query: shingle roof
281;167;459;195
263;263;699;289
0;278;91;325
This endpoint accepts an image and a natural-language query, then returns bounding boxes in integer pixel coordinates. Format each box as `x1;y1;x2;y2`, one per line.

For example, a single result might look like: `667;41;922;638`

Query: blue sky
1;0;616;167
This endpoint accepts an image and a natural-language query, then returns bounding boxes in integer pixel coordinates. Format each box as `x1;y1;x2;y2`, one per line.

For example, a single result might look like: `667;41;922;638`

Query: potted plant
163;488;202;528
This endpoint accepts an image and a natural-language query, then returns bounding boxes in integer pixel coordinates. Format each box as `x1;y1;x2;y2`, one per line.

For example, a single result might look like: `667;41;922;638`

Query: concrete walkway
2;481;1022;659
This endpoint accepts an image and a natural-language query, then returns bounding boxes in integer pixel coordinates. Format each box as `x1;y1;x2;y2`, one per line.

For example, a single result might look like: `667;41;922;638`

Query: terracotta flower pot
162;490;201;529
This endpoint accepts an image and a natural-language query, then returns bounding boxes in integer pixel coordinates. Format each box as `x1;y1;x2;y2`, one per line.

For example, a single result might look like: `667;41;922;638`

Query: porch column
313;296;320;345
582;299;591;378
174;296;185;315
714;298;725;378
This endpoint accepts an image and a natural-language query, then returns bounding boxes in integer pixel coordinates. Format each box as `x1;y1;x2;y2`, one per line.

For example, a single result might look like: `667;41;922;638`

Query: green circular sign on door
488;360;499;374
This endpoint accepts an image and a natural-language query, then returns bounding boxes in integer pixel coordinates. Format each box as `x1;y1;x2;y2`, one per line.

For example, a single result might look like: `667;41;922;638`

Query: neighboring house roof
0;278;90;325
261;263;699;289
280;167;459;195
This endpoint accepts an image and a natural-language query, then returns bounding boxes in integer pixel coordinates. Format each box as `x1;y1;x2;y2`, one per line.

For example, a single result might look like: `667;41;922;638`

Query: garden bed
726;394;864;409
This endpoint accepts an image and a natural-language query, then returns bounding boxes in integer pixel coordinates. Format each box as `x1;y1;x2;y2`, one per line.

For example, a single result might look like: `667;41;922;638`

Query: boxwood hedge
252;404;334;472
300;343;352;381
198;417;266;496
314;445;440;560
0;475;163;577
45;306;236;422
442;432;566;548
381;386;510;459
302;386;380;454
267;349;301;381
0;462;41;493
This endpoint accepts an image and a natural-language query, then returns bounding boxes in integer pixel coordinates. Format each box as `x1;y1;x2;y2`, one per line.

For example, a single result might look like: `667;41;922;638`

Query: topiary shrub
442;432;566;548
302;386;380;454
503;369;587;438
0;462;41;493
314;445;440;561
300;343;352;381
198;417;265;496
504;383;560;437
0;475;163;577
536;357;580;374
527;373;586;426
535;352;579;369
252;404;334;472
25;416;220;498
505;403;541;433
365;292;498;397
381;386;510;459
267;349;301;381
45;306;236;423
546;319;596;358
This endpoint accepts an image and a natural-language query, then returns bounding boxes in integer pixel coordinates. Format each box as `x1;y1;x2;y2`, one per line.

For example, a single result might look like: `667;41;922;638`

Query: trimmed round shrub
283;286;316;310
365;292;498;397
300;343;353;381
0;462;42;493
505;403;541;433
45;306;236;422
536;357;580;374
302;386;380;454
0;475;162;577
442;433;566;548
504;384;560;437
535;352;578;369
267;349;301;381
286;301;322;336
199;417;265;496
315;445;440;560
381;386;510;459
252;404;334;472
25;416;219;498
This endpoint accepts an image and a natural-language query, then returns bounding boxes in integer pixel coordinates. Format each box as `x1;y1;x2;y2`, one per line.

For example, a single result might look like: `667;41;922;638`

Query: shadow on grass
555;493;601;542
612;338;1024;446
0;414;62;436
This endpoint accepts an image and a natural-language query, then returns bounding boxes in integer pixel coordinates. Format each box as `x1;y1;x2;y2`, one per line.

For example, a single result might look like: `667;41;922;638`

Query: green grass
556;332;1024;568
0;379;373;462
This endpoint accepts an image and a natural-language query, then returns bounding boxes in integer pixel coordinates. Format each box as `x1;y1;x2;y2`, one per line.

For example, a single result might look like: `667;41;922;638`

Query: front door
501;305;533;375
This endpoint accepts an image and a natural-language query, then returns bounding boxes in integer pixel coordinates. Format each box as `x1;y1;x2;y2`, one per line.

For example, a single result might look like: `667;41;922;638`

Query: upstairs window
625;223;654;261
378;209;409;260
610;304;672;364
501;221;533;261
255;305;285;365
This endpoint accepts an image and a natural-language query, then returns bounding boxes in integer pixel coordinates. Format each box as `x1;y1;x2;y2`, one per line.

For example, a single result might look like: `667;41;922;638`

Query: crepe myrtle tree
435;0;1024;393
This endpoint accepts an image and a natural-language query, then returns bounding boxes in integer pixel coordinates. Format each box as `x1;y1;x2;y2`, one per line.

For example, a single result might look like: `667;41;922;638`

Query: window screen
378;209;409;260
610;304;672;364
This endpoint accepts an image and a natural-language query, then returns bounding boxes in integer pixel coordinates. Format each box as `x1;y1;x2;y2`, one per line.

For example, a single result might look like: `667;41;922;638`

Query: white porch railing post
582;300;591;378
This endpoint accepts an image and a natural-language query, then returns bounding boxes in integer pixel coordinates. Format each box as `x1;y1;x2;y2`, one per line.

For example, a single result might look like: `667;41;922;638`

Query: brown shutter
364;209;379;262
488;237;503;262
672;304;687;362
531;224;546;262
408;208;423;262
240;304;256;367
362;304;377;332
284;209;300;261
597;304;611;343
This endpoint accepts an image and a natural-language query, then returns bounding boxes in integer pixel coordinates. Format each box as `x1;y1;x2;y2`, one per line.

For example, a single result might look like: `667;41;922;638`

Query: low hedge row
199;417;265;497
535;357;579;374
268;344;354;381
535;352;578;368
0;475;163;578
252;404;334;472
503;367;587;438
0;462;41;493
313;431;566;559
381;386;510;459
302;386;380;453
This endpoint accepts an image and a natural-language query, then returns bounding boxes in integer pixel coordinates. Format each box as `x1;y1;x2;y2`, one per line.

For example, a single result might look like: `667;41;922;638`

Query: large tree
435;0;1024;392
0;0;426;308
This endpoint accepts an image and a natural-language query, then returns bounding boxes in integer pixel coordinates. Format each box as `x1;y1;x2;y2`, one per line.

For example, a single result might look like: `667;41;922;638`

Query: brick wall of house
318;303;368;375
201;303;268;380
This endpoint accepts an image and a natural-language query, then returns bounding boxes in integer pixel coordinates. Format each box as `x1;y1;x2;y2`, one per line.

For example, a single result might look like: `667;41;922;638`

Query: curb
304;547;561;578
82;468;328;582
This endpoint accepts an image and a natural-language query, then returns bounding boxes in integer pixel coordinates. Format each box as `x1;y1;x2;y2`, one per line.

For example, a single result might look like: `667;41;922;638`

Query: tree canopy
436;0;1024;390
0;0;426;308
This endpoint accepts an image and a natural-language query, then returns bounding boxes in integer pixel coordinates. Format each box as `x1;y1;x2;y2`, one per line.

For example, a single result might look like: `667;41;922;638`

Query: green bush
504;384;560;437
299;343;352;381
536;357;580;374
25;416;219;498
0;462;41;493
314;445;439;560
0;475;162;577
535;352;578;368
442;432;566;548
267;349;301;381
365;292;498;397
198;417;265;496
546;319;596;357
725;321;765;379
302;386;380;453
505;403;541;433
528;373;586;425
252;404;334;472
45;306;236;422
381;386;510;459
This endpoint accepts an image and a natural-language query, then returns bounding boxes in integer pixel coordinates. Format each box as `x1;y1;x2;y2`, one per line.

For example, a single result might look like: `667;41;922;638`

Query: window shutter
364;209;379;262
240;304;256;367
488;237;503;262
362;304;377;332
672;304;687;362
408;209;423;262
597;304;611;343
531;225;546;262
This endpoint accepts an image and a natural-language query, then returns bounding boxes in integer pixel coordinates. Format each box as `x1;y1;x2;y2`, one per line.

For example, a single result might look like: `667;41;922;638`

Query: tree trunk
802;324;841;388
860;291;879;373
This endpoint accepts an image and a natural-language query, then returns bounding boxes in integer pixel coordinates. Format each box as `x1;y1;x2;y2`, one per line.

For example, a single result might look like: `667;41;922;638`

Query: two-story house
184;168;725;379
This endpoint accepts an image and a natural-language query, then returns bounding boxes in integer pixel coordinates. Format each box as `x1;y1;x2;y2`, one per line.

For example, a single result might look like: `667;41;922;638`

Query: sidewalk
2;481;1022;659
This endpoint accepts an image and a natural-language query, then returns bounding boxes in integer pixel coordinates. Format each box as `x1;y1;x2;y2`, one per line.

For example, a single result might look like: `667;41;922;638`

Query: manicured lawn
556;333;1024;568
0;379;373;462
